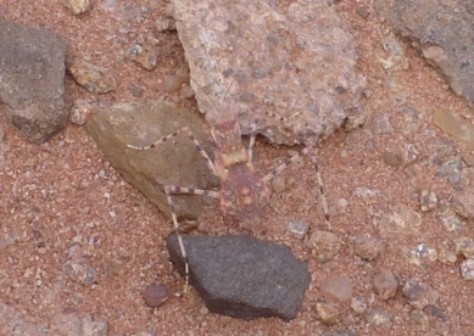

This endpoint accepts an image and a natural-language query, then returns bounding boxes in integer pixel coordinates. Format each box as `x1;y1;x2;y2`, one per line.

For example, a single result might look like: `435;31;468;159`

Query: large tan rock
86;100;219;220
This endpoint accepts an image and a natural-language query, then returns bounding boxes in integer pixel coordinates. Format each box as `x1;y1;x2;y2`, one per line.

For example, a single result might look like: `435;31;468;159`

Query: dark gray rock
166;233;310;321
85;100;219;220
172;0;366;145
0;19;67;143
376;0;474;104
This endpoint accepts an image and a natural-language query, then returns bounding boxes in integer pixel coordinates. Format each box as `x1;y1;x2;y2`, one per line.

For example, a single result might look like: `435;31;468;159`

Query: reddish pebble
143;283;168;308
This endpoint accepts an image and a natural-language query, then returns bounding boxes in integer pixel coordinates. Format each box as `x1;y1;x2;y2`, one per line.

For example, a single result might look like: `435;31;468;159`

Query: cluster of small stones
302;224;457;330
298;114;474;329
369;111;474;280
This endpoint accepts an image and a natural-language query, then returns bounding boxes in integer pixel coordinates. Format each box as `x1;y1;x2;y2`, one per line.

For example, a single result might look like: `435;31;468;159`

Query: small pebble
355;5;370;19
436;157;465;189
351;297;367;314
62;0;92;15
68;60;117;94
315;301;340;325
69;98;93;125
373;268;398;300
420;190;438;212
365;309;392;326
128;83;146;98
105;260;125;278
143;283;168;308
352;233;385;261
127;37;158;71
438;209;464;234
63;259;97;286
452;193;472;219
437;240;458;264
320;274;352;303
454;237;474;259
415;243;438;262
271;174;286;193
305;230;341;263
403;144;419;164
410;309;430;332
460;259;474;280
402;280;439;309
378;204;422;236
382;150;403;167
424;305;447;322
287;220;309;239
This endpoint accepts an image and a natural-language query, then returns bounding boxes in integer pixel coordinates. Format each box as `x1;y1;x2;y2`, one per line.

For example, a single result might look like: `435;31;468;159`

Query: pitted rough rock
167;233;310;321
376;0;474;104
85;101;219;220
171;0;366;145
0;19;67;144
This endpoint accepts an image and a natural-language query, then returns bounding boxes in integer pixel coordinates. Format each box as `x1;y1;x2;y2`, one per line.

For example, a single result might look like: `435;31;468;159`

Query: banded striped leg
262;147;331;230
313;157;331;230
128;127;220;293
164;185;220;293
247;124;257;162
127;126;218;176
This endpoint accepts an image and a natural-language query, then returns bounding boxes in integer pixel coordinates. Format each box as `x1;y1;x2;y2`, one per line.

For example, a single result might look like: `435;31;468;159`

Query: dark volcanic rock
167;233;310;321
376;0;474;104
0;19;67;143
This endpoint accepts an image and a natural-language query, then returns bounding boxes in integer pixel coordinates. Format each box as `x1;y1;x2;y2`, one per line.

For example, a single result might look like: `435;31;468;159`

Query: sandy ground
1;0;473;335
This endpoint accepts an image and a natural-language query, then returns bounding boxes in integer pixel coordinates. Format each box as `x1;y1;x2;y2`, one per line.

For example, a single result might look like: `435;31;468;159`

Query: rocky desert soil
1;0;474;335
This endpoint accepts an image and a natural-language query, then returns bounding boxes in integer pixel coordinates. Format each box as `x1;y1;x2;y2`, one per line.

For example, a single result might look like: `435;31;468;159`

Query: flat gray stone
376;0;474;104
167;233;310;321
85;100;219;220
0;19;67;143
171;0;366;145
